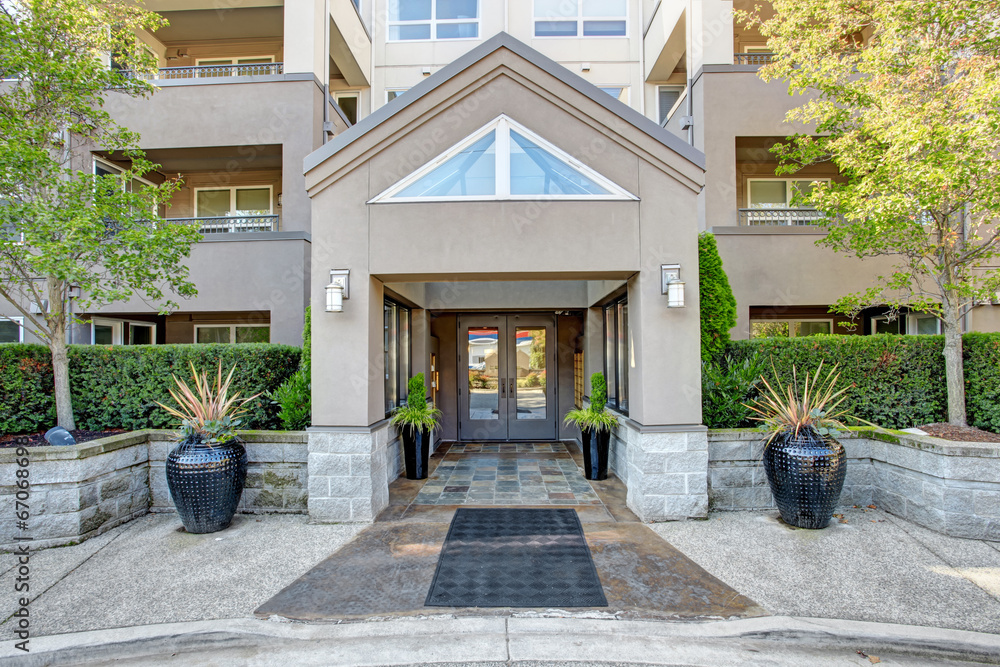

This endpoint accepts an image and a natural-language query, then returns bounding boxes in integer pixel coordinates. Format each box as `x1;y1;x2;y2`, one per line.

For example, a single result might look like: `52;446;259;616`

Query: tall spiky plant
745;362;857;445
156;362;260;446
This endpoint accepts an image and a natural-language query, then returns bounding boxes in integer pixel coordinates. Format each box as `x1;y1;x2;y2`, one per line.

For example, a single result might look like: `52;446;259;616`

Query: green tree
739;0;1000;426
0;0;201;429
698;232;737;361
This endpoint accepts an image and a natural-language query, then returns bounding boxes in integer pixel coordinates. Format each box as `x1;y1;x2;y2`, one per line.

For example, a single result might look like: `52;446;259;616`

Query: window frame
598;86;629;104
0;315;24;343
386;88;408;103
749;318;834;338
371;114;639;203
193;185;273;218
906;313;942;335
387;0;481;42
602;293;629;415
193;323;271;344
746;177;831;208
334;91;360;125
384;298;412;416
533;0;629;39
656;84;686;125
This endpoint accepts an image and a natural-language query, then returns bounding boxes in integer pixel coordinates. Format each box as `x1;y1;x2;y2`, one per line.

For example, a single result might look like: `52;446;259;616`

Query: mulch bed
916;423;1000;443
0;429;126;448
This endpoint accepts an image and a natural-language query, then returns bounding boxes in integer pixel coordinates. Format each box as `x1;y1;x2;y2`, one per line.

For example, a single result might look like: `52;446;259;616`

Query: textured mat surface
425;508;608;608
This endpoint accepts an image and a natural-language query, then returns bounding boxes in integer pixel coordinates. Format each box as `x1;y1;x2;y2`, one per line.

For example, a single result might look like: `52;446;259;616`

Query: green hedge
725;333;1000;431
0;344;300;435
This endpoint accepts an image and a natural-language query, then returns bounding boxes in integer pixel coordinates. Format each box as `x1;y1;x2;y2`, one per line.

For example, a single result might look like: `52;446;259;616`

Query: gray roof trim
303;32;706;174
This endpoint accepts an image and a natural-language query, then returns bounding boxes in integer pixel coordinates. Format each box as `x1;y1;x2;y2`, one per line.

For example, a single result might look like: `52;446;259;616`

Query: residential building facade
4;1;999;521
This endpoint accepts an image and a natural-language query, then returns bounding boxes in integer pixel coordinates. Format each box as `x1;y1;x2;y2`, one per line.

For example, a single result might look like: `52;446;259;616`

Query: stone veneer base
709;428;1000;541
0;430;307;551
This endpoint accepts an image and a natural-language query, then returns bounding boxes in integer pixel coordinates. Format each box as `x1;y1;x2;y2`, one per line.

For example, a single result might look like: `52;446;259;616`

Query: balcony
739;208;827;226
166;215;279;234
733;52;777;66
120;62;284;81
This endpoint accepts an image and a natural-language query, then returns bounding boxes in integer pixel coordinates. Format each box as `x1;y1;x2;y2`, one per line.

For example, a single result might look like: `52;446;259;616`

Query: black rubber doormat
425;507;608;608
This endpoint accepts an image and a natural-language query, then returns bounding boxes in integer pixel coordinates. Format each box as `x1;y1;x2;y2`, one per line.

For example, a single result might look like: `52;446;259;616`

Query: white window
92;318;123;345
656;85;685;125
388;0;479;41
747;178;829;208
386;88;408;103
372;115;638;202
195;324;270;344
194;186;272;218
0;316;23;343
906;314;941;335
94;157;154;192
195;56;275;77
750;320;833;338
534;0;627;37
598;86;628;103
335;92;359;125
90;318;156;345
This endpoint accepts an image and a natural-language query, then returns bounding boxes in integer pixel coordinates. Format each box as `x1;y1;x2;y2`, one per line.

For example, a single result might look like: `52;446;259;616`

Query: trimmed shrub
0;345;56;435
0;344;300;435
964;332;1000;432
590;372;608;412
702;350;767;428
726;335;949;430
698;232;737;362
273;306;311;430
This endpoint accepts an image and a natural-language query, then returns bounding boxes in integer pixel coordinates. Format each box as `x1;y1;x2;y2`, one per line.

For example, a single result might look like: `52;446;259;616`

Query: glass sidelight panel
468;327;499;420
515;328;546;420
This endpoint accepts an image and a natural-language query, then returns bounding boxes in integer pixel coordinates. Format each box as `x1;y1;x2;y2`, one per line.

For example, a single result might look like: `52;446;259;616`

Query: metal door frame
457;313;558;441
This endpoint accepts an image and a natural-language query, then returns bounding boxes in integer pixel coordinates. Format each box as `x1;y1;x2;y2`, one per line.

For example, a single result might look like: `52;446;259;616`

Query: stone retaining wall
708;429;1000;541
0;430;307;551
609;419;709;522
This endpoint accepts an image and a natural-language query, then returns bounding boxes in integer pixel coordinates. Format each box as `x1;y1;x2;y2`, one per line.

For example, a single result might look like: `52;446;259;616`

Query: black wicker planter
165;439;247;534
580;428;610;481
402;427;431;480
762;428;846;529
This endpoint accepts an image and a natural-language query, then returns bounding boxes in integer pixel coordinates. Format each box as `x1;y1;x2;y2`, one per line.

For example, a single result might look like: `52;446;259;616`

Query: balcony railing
167;215;278;234
119;62;284;81
734;52;777;66
739;208;827;226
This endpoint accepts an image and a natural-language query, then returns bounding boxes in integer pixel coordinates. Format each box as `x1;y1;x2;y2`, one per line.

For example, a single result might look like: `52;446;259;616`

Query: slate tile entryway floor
256;441;768;623
413;443;603;506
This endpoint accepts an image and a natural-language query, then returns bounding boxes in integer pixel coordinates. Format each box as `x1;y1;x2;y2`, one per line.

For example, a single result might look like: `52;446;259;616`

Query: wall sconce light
661;264;685;308
326;269;350;313
277;193;283;207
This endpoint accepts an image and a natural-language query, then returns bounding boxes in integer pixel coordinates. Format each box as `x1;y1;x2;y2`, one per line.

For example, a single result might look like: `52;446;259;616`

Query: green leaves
564;372;618;433
389;372;441;433
698;232;737;362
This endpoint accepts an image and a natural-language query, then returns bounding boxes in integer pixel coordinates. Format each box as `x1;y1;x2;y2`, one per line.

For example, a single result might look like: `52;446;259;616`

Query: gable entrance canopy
304;32;709;526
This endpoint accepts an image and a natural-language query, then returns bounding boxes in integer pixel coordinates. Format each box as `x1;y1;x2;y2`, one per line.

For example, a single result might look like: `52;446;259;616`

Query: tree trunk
47;279;75;431
941;295;967;427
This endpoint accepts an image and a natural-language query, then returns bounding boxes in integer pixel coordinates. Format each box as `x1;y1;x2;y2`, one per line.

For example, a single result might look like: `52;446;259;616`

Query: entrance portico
304;33;708;523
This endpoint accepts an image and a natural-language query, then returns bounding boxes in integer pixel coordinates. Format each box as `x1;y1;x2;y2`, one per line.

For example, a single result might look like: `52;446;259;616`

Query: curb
2;615;999;666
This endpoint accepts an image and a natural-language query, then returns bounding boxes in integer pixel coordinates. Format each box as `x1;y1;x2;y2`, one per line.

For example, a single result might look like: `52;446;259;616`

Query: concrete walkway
1;507;999;664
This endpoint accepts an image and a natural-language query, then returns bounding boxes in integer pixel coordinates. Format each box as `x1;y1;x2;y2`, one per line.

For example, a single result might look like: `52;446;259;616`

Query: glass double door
459;314;557;441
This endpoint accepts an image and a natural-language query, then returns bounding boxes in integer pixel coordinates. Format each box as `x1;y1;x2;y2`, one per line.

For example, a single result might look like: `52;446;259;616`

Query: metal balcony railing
734;52;777;66
739;208;827;226
168;215;278;234
119;62;284;81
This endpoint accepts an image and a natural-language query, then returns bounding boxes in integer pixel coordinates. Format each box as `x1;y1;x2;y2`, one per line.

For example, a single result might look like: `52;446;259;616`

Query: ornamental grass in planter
389;374;441;480
564;372;618;480
156;362;260;534
745;363;859;529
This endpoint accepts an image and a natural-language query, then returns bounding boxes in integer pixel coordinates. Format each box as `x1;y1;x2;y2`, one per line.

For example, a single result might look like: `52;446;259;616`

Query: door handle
509;378;515;396
500;378;505;399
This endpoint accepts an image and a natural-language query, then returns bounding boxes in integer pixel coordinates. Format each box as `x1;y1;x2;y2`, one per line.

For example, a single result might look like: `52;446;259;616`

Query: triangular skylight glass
397;131;497;197
372;115;637;202
509;130;611;196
